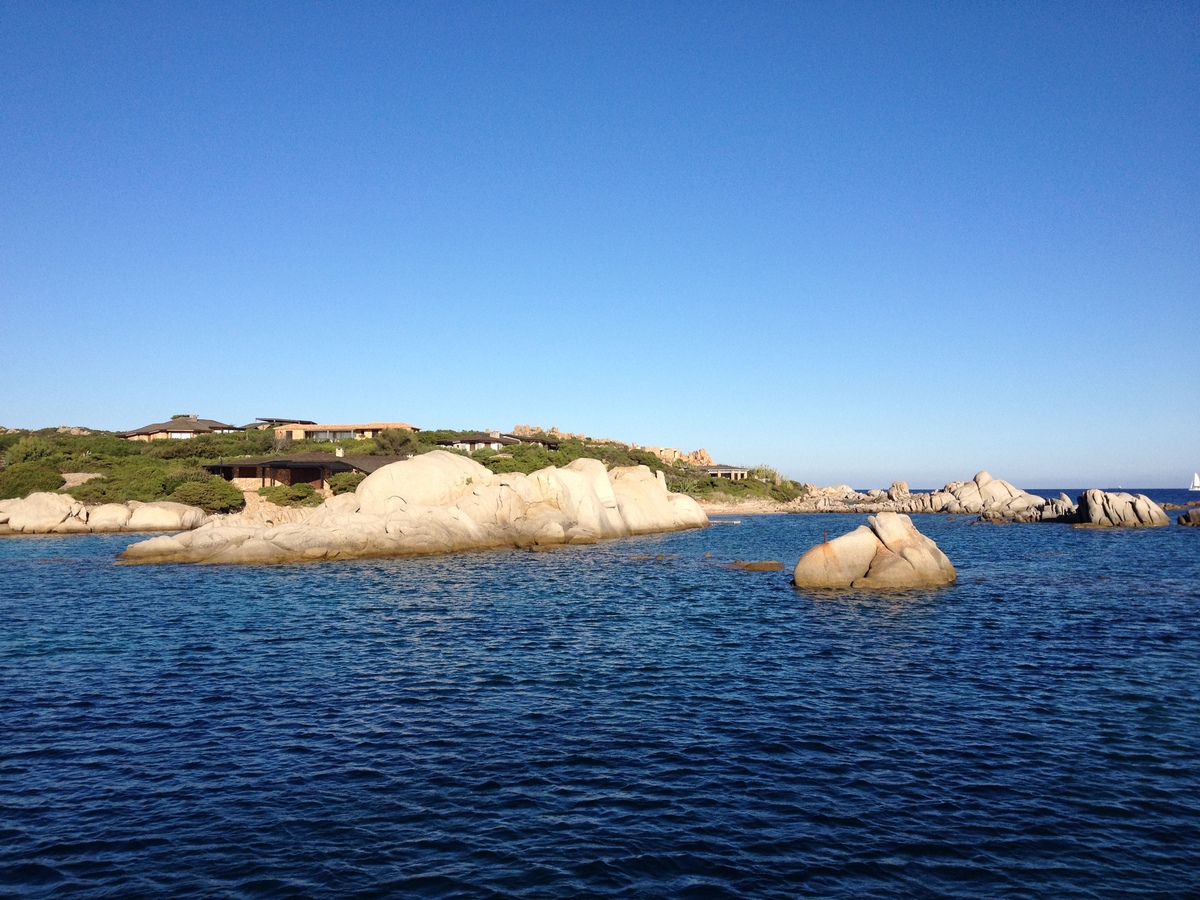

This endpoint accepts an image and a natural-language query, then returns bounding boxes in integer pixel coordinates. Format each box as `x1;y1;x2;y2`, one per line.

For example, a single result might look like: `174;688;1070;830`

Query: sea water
1;510;1198;897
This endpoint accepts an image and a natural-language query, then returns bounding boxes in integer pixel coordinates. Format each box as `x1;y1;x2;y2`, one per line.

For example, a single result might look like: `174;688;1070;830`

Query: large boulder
127;501;207;532
119;451;708;565
1178;508;1200;527
86;503;133;531
5;492;78;533
357;452;490;515
793;512;956;590
1076;490;1169;527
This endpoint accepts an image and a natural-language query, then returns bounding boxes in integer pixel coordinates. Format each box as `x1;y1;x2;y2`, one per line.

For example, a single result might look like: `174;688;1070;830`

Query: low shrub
4;436;53;466
65;457;177;504
259;483;323;507
170;478;246;513
373;428;420;457
163;466;214;496
0;463;65;499
327;471;365;495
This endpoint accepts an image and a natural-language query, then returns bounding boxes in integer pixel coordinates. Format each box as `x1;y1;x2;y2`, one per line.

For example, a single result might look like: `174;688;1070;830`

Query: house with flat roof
243;417;316;430
437;431;523;453
205;453;411;491
274;421;420;442
704;464;750;481
120;415;241;441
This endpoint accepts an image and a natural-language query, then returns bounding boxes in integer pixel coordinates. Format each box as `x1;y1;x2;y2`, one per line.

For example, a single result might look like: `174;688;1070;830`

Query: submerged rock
1076;490;1169;527
119;451;708;565
792;512;956;590
725;560;785;571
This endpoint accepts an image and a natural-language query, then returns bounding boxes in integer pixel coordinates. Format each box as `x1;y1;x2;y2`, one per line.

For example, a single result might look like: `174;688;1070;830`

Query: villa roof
120;416;241;437
437;432;522;446
275;421;420;432
250;417;317;426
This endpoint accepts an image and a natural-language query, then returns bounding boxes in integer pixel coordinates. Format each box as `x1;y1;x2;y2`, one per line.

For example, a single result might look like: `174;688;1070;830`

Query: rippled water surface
2;514;1198;897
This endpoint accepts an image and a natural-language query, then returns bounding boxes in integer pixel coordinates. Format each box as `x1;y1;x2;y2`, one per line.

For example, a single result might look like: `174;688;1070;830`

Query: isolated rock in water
792;512;956;589
1076;490;1169;527
726;559;785;571
1178;508;1200;527
119;450;708;565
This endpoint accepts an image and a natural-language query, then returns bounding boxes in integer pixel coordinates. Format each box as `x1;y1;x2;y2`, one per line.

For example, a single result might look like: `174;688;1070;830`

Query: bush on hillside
170;478;246;513
4;436;53;466
0;463;65;499
163;467;214;496
373;428;420;457
327;471;365;495
65;457;178;504
259;483;323;507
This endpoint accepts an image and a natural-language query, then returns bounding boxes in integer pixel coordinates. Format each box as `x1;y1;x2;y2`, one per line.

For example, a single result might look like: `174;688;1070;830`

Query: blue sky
1;2;1196;487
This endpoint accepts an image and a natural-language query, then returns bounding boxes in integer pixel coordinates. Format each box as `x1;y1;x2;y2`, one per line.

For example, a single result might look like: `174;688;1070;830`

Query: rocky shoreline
118;451;709;565
703;471;1173;527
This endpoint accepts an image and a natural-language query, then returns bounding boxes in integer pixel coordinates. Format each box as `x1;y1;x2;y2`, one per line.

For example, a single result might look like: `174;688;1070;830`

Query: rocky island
118;451;708;565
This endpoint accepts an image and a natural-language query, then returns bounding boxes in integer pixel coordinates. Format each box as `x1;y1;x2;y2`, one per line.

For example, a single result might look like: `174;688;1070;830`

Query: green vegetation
0;462;65;499
665;473;806;504
476;438;677;477
0;426;804;507
4;436;54;465
327;471;365;495
258;483;323;507
170;478;246;513
372;428;421;456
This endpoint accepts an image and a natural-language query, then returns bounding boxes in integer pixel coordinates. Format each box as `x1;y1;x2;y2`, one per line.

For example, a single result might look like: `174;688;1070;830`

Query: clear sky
1;2;1196;487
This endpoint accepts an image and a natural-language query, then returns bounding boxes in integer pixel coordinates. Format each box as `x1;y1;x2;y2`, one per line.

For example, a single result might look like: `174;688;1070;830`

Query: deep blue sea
2;499;1199;898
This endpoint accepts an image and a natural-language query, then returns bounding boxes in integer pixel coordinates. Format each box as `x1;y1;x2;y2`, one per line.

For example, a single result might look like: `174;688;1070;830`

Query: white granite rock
793;512;956;589
1076;490;1169;527
119;450;708;565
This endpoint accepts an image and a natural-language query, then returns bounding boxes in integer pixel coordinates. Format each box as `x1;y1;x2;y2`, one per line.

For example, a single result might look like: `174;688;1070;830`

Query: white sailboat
1191;472;1200;491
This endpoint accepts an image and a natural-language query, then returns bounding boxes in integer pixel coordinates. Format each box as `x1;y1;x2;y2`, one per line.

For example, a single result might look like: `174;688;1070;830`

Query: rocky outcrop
1178;508;1200;527
118;451;708;565
0;493;207;534
792;512;956;590
1076;490;1169;527
790;471;1069;521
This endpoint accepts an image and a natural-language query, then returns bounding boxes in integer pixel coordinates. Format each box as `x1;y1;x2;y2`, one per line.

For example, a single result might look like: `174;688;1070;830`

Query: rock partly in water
1076;490;1169;527
789;471;1076;522
725;559;785;571
118;451;708;565
792;512;956;590
0;493;207;534
1178;508;1200;527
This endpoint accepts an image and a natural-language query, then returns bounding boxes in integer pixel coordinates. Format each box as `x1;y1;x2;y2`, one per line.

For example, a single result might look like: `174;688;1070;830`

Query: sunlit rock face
0;493;206;534
792;512;956;590
118;451;709;565
1075;490;1169;527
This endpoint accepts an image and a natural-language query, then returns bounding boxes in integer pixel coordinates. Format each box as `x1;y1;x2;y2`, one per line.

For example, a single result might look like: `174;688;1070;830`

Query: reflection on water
1;516;1198;897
